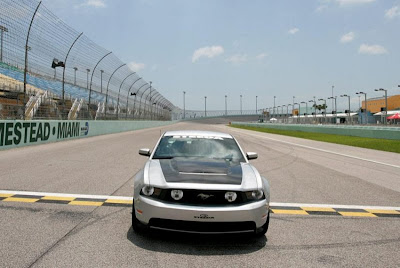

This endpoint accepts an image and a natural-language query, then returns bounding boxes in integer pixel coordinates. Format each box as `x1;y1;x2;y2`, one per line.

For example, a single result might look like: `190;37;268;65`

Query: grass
230;125;400;154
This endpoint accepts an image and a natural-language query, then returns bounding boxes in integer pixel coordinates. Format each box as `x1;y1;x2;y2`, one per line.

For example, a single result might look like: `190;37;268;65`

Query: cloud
315;5;328;12
340;32;355;43
336;0;375;6
128;62;145;72
225;54;247;65
385;6;400;19
75;0;106;8
192;46;224;63
358;44;388;55
256;53;268;60
288;28;299;35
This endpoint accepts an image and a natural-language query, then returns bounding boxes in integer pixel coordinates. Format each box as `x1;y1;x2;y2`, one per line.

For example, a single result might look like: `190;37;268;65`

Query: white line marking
228;127;400;169
1;190;399;210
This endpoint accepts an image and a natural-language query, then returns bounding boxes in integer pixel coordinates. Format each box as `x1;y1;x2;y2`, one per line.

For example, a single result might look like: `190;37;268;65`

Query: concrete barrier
231;122;400;140
0;120;176;150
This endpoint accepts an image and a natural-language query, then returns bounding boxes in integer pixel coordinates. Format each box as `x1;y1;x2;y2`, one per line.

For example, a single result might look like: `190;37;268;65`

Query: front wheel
254;210;270;237
132;203;149;234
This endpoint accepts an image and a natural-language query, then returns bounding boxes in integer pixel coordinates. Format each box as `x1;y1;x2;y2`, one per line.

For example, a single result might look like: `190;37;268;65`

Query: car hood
144;158;261;190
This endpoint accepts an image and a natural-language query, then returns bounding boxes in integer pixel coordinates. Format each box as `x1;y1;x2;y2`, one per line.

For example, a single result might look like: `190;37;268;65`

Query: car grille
149;218;256;233
155;189;249;205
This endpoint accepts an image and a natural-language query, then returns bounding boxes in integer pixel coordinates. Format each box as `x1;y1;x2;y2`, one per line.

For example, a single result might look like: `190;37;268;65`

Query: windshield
152;135;246;162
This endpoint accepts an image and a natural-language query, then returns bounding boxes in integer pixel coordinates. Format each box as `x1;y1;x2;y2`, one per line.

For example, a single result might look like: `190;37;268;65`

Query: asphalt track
0;121;399;267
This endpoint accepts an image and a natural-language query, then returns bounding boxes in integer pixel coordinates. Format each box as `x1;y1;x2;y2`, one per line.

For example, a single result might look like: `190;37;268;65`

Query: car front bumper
134;195;269;233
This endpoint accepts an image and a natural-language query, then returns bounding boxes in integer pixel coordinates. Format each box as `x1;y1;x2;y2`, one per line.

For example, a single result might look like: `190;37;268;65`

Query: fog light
141;186;154;196
225;192;237;202
252;190;264;200
171;190;183;200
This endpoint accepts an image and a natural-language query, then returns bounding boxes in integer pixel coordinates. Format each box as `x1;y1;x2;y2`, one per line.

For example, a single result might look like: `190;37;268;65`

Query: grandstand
0;0;174;121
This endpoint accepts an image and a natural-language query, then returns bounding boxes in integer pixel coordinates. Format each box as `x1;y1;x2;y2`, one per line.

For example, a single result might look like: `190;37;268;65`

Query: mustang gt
132;130;270;236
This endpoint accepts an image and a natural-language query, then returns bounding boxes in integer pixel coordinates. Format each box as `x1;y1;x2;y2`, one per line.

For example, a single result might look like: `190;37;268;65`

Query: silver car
132;130;270;236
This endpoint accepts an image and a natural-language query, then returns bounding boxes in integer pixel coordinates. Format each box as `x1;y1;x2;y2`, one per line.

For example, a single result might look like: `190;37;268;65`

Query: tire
132;203;149;234
254;210;270;237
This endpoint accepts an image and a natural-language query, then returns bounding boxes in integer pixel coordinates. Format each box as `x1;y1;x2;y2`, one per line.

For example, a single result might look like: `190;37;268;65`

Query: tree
313;103;328;111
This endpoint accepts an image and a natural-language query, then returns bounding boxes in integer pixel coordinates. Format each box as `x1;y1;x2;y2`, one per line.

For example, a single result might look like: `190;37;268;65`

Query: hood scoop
159;158;243;185
175;158;229;175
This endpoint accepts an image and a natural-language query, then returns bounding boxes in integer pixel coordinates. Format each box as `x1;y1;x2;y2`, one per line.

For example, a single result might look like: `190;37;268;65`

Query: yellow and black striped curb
1;193;399;218
269;206;400;218
0;193;132;207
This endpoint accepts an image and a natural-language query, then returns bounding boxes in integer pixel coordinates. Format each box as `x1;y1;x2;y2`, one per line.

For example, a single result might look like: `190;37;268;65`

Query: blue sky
43;0;400;112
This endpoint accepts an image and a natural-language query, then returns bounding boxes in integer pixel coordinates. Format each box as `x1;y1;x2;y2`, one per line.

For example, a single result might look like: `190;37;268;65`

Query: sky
42;0;400;112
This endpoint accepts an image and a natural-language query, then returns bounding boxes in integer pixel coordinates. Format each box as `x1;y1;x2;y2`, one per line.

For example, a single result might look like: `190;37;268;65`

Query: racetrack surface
0;122;399;267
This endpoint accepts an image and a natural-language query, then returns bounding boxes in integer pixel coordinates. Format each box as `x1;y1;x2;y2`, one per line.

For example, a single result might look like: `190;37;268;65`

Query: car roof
163;130;233;139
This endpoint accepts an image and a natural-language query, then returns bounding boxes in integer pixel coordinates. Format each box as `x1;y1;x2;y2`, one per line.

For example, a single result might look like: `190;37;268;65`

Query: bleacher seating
0;64;117;105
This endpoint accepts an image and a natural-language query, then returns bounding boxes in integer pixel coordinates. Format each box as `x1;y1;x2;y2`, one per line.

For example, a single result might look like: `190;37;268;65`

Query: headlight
141;186;154;196
251;190;264;200
245;190;264;200
171;190;183;200
225;191;237;202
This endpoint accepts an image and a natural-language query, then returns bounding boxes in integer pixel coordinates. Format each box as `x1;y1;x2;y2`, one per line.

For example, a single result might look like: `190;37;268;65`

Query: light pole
340;94;351;124
331;85;334;112
62;32;83;104
100;70;104;93
273;96;276;118
328;96;337;124
293;103;299;123
309;99;316;122
23;1;41;120
137;84;150;119
183;91;186;119
88;51;112;107
128;92;136;119
287;104;292;124
0;25;8;62
240;95;243;115
204;96;207;117
375;88;388;125
117;72;136;118
73;67;78;86
86;68;90;89
105;63;126;118
149;81;153;120
225;95;227;116
318;98;326;124
256;96;258;114
152;94;163;120
356;92;367;124
301;101;308;123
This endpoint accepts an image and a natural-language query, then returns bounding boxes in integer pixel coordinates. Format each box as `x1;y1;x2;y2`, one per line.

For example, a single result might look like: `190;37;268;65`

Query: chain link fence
0;0;175;120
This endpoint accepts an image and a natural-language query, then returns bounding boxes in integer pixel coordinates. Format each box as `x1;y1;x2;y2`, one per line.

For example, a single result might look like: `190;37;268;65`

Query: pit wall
0;120;176;150
231;122;400;140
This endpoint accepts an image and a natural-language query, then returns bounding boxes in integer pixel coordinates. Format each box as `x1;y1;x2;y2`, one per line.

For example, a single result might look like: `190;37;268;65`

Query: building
362;94;400;113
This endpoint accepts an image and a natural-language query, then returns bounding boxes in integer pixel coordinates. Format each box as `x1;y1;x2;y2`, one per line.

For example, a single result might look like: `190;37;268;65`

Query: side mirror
246;152;258;160
139;148;151;157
